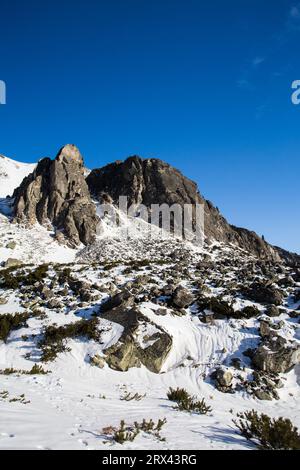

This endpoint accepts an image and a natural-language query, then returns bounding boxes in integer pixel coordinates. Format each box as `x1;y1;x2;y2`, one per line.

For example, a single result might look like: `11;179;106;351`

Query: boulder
171;285;194;308
6;241;17;250
4;258;22;268
243;282;283;306
90;354;106;369
100;290;134;313
253;336;300;373
212;367;234;393
102;306;172;373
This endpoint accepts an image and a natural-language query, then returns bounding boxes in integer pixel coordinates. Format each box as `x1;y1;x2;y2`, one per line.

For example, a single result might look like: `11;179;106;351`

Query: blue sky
0;0;299;253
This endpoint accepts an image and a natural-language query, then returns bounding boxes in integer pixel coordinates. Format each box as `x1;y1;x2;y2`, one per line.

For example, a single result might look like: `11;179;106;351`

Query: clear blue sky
0;0;299;253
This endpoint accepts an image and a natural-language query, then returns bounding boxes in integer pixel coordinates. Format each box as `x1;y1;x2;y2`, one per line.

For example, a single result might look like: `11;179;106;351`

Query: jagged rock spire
13;145;99;247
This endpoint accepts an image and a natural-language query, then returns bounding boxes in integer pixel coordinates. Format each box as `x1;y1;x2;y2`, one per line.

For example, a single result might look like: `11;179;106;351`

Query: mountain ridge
0;145;299;264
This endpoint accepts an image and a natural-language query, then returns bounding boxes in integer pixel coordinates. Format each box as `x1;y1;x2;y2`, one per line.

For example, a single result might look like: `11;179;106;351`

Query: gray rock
86;156;281;261
171;285;194;308
4;258;23;268
13;145;99;247
253;337;300;373
101;290;134;313
6;241;17;250
243;282;283;306
90;354;105;369
102;306;172;373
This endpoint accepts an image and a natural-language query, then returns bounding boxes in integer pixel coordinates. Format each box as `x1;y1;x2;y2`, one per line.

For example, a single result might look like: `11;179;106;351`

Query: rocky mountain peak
13;145;99;247
86;156;281;261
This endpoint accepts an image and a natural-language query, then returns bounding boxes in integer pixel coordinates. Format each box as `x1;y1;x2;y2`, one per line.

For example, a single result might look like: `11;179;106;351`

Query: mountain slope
0;155;36;198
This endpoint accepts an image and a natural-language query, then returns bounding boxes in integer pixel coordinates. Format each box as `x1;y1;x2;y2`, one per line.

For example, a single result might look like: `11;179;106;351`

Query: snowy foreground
0;247;299;450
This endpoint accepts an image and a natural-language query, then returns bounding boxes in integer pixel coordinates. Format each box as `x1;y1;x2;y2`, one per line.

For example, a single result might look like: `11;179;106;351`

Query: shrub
167;387;190;402
0;312;31;342
134;418;167;437
167;387;212;415
40;318;101;361
0;364;49;375
111;417;167;444
233;410;300;450
0;264;49;289
113;420;139;444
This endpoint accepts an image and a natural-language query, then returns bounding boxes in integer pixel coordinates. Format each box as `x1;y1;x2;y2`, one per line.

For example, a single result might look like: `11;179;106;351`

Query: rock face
87;156;280;260
13;145;99;246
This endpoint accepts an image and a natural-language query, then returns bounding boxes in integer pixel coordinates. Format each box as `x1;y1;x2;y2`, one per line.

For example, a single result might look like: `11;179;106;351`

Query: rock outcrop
87;156;280;260
101;296;172;373
13;145;99;247
253;335;300;374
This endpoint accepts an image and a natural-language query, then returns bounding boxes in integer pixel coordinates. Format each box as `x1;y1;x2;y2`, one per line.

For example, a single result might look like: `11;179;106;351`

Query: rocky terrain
0;145;299;450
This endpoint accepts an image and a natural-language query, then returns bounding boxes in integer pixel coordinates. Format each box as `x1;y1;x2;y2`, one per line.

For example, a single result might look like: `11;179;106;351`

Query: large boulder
242;282;283;306
102;306;172;373
100;290;135;313
171;285;194;309
253;336;300;373
13;145;99;247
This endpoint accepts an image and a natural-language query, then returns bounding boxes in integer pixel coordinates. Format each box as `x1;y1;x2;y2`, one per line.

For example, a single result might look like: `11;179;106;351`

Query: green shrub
113;420;139;444
134;418;167;437
0;312;31;342
40;318;101;361
0;264;49;289
40;343;69;362
112;417;167;444
167;387;190;402
167;387;212;414
233;410;300;450
0;364;49;375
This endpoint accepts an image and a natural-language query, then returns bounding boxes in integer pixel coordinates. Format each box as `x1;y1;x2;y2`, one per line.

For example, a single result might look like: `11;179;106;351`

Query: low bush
40;318;101;361
0;364;49;375
0;312;31;342
197;297;234;318
167;387;190;402
113;420;139;444
111;417;167;444
167;387;212;414
0;264;49;289
233;410;300;450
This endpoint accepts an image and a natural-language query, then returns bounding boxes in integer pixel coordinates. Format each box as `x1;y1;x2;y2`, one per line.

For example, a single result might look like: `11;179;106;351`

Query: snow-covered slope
0;155;36;198
0;248;299;450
